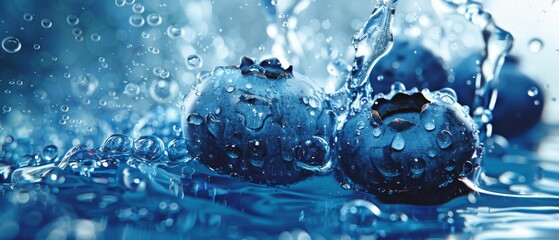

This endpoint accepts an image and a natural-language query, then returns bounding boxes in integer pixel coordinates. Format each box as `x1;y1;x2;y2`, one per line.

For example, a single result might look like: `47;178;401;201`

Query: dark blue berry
336;86;479;204
182;57;336;185
368;40;448;94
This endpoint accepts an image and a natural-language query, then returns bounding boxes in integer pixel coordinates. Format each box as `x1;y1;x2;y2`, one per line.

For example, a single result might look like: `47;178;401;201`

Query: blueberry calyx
239;56;293;79
373;92;430;132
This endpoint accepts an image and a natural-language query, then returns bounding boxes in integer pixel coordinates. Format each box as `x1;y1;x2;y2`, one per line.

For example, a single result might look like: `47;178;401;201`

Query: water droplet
340;200;381;234
527;87;539;97
372;128;382;137
528;38;543;53
42;145;59;162
186;54;203;70
248;140;266;168
101;134;133;154
410;158;426;177
225;85;235;93
67;149;102;177
23;13;33;22
225;143;241;159
41;19;52;28
132;135;166;162
167;25;184;38
308;97;319;108
391;133;405;151
147;13;163;26
427;148;437;158
391;82;406;93
340;182;351;190
423;120;435;131
66;15;79;26
2;37;22;53
167;138;189;162
294;136;331;172
186;113;203;125
356;121;365;130
445;159;457;171
91;33;101;42
132;3;145;14
437;130;453;149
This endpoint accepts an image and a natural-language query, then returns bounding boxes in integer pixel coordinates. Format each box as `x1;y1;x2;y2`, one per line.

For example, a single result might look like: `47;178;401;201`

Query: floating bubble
129;15;145;27
41;19;52;28
101;134;133;154
339;200;382;234
71;74;99;96
2;105;12;113
90;33;101;42
150;79;179;103
115;0;126;7
167;25;184;38
147;13;163;26
2;37;22;53
23;13;33;22
33;44;40;50
167;138;189;162
132;3;145;14
294;136;331;172
528;38;543;53
132;135;166;162
72;27;83;36
66;15;79;26
186;54;203;70
124;83;140;96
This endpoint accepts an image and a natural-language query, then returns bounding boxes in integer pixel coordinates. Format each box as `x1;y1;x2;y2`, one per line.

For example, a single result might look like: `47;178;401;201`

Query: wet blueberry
337;85;479;204
450;55;544;137
182;57;337;185
368;40;448;94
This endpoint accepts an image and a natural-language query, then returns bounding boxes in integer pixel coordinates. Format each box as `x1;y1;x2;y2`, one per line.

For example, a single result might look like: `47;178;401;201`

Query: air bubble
167;138;189;162
2;37;22;53
124;83;140;96
150;79;178;103
129;15;145;27
147;13;163;26
66;15;80;26
115;0;126;7
33;44;40;50
294;136;331;172
340;200;381;234
391;133;405;151
23;13;33;22
186;54;203;70
61;105;69;112
132;3;145;14
101;134;133;154
91;33;101;42
41;19;52;28
167;25;184;38
528;38;543;53
2;105;12;113
437;130;453;149
132;135;166;162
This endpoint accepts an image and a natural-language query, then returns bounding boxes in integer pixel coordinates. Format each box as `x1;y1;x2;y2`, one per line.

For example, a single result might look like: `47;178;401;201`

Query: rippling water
1;0;559;239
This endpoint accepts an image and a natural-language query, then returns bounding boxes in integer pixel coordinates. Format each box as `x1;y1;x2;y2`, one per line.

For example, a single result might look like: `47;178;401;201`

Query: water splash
349;0;398;92
433;0;514;139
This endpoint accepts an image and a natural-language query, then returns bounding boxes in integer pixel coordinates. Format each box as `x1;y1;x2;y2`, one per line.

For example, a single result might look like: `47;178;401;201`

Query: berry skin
182;57;336;185
449;55;544;137
337;86;479;204
368;40;448;94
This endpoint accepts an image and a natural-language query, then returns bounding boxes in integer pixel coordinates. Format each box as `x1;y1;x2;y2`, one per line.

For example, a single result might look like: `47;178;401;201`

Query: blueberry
182;57;337;185
336;85;479;204
449;55;544;137
368;40;448;94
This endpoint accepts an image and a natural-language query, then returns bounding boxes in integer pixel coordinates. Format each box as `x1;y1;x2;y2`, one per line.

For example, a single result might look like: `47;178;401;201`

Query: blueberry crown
239;57;294;79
